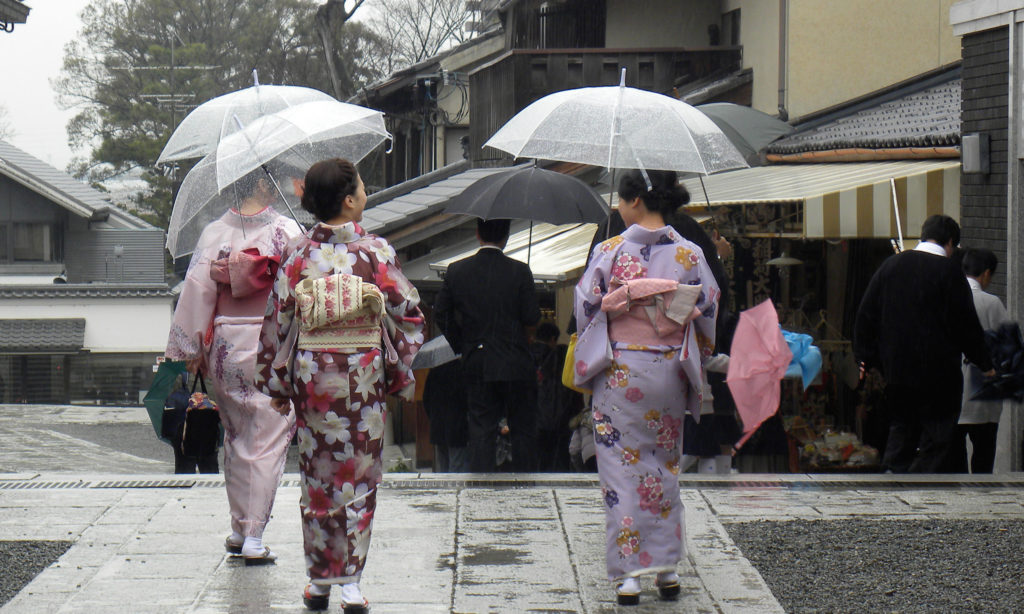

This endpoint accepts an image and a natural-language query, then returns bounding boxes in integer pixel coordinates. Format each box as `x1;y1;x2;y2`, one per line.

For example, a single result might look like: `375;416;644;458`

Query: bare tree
315;0;367;99
367;0;472;75
0;105;13;141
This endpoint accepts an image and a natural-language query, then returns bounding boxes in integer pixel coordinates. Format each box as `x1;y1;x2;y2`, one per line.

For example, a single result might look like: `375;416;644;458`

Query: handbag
181;372;220;458
561;333;591;394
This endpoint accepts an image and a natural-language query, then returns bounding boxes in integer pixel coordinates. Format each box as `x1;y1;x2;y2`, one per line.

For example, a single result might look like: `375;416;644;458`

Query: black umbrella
444;165;609;225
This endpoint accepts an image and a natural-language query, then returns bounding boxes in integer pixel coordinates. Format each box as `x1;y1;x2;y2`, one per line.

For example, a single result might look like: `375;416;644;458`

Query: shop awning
680;160;960;239
0;319;85;355
403;221;599;284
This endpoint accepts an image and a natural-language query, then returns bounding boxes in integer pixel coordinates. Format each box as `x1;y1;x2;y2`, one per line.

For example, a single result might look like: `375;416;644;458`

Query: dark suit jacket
434;246;541;382
854;248;992;407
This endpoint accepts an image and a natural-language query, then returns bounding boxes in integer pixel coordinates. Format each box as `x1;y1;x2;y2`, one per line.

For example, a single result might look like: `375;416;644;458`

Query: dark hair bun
616;168;690;215
301;158;359;223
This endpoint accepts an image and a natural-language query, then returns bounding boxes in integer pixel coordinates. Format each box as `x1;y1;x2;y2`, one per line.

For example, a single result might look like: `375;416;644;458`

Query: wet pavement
0;405;1022;613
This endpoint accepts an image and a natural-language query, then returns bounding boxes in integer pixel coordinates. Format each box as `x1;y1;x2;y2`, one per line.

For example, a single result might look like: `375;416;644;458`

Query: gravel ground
726;518;1024;613
0;541;71;606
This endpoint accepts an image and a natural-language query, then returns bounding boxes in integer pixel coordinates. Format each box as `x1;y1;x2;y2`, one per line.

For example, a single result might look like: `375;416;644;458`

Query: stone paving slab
0;474;803;613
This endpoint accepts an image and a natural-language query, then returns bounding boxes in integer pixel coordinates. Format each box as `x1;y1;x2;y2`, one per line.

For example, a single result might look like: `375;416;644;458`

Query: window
0;223;61;263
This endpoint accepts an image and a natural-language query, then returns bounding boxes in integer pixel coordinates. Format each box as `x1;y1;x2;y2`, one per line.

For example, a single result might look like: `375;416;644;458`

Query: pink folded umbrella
726;299;793;448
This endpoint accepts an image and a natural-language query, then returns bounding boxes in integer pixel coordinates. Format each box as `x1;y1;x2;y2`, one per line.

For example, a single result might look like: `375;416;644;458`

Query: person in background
953;248;1011;473
422;359;470;472
531;321;577;471
574;169;719;606
854;214;994;473
256;158;424;613
165;169;301;564
434;218;541;472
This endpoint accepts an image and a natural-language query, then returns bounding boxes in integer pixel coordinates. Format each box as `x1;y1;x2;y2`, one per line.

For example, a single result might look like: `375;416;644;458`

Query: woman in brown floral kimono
256;158;423;613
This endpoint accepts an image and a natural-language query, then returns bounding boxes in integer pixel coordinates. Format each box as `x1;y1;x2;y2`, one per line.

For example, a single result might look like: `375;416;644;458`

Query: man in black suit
435;219;541;472
854;214;994;473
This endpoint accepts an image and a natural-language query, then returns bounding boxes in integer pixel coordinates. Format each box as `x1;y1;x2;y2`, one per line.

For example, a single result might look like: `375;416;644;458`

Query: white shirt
913;241;947;257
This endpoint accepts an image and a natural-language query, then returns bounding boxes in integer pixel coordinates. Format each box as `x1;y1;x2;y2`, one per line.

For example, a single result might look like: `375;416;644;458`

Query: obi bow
209;248;281;298
294;273;392;355
601;279;702;337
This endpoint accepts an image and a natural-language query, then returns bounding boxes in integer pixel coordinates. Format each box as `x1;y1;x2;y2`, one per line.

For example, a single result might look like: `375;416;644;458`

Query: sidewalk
1;406;1023;612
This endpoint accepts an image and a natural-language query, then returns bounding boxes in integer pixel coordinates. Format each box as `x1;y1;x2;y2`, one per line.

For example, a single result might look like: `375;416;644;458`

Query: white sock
340;583;363;604
715;454;733;474
697;456;716;473
242;536;264;555
617;577;641;595
228;531;244;545
679;455;698;472
308;583;330;597
657;571;680;585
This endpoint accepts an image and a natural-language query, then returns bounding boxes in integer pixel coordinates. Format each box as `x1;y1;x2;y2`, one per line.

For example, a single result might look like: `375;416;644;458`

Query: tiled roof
0;319;85;354
0;140;153;230
768;78;961;155
0;284;175;299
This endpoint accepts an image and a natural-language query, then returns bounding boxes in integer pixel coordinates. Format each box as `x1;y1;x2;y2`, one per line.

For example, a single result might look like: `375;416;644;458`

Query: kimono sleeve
255;246;300;399
572;242;614;387
370;238;425;401
689;243;720;364
166;251;218;361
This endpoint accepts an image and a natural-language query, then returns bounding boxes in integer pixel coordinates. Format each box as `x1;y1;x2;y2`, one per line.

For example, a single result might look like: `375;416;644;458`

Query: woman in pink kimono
166;172;302;564
255;158;423;614
573;169;719;606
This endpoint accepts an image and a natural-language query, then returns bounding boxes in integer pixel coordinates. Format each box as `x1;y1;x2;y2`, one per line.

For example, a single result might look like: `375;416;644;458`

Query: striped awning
681;160;960;239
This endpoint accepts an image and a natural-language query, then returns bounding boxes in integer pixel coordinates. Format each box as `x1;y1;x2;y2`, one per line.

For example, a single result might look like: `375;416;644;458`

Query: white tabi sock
715;454;733;474
657;571;680;585
340;583;364;605
241;536;264;556
228;531;244;546
307;583;330;597
617;577;641;595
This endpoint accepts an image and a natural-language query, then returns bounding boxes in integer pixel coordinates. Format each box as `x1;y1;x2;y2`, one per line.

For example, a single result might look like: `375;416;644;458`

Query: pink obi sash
602;279;702;347
294;272;390;354
209;247;281;299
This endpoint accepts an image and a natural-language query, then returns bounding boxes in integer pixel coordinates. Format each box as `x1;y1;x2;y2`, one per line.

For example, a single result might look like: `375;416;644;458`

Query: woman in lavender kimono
573;169;719;606
256;158;423;614
166;172;302;564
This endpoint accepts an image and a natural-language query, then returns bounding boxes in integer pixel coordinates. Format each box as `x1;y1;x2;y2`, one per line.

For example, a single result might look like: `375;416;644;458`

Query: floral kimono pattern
256;221;423;586
574;224;719;582
166;207;302;539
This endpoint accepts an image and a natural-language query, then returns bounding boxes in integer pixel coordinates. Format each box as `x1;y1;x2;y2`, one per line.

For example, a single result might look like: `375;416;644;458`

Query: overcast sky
0;0;92;170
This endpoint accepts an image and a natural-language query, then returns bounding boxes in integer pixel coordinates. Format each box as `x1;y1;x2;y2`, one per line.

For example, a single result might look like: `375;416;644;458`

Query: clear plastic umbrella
213;99;390;192
483;70;747;176
165;153;306;258
157;71;335;165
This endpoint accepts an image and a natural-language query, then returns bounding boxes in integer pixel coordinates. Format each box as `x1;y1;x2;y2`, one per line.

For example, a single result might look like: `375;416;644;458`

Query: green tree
56;0;386;229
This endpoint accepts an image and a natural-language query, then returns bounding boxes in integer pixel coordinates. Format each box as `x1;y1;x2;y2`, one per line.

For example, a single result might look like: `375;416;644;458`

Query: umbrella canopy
143;360;187;443
483;75;747;175
696;102;794;165
410;335;459;370
214;99;390;191
158;75;335;164
726;299;793;448
165;153;306;258
444;165;609;225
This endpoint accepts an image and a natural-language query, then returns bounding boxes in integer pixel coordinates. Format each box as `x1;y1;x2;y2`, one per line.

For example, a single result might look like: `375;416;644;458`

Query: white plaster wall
606;0;720;48
728;0;781;115
0;297;173;353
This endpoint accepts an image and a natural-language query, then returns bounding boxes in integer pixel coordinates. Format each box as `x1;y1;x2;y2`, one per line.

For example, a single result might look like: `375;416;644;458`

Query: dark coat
434;246;541;382
854;249;992;404
422;360;469;447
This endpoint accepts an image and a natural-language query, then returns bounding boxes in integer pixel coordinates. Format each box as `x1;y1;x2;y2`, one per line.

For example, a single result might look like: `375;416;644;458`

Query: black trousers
881;384;961;474
466;379;537;472
948;423;999;474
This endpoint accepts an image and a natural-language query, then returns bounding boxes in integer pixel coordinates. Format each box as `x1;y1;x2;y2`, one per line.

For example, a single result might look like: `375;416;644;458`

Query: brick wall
961;26;1009;300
